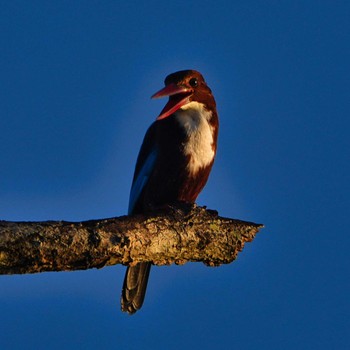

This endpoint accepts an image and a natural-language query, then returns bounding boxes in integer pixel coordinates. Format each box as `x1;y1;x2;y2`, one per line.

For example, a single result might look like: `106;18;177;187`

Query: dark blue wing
128;122;158;214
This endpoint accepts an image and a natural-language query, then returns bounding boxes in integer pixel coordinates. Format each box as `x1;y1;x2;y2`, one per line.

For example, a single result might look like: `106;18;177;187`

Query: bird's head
151;70;216;120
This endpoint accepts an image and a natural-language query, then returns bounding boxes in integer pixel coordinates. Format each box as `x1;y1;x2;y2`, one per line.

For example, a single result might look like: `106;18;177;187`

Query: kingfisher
121;69;219;314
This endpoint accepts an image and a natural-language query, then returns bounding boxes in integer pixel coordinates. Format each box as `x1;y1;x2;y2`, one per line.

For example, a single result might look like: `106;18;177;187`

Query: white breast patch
175;101;215;175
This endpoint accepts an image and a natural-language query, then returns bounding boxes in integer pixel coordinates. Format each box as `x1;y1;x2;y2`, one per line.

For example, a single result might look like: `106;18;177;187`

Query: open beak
151;83;192;120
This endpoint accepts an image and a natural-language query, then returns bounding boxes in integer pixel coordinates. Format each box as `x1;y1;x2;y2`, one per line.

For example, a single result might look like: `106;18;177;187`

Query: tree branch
0;204;263;275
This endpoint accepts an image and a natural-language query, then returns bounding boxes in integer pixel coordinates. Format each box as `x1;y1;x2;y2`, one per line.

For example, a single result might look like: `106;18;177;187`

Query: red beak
151;83;192;120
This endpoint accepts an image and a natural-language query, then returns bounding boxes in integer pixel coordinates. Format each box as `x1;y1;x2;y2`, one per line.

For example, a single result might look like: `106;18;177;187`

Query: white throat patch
175;101;215;175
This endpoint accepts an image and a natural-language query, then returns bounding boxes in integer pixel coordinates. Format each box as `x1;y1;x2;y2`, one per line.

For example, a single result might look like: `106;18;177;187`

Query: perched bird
121;69;219;314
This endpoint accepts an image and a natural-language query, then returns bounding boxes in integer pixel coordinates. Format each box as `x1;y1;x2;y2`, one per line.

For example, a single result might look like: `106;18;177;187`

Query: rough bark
0;204;263;275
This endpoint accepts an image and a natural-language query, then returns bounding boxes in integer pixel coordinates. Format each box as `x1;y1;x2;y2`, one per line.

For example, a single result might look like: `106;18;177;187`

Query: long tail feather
121;262;151;314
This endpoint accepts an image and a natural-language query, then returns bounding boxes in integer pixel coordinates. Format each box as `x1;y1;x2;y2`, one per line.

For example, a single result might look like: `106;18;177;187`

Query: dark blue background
1;1;349;349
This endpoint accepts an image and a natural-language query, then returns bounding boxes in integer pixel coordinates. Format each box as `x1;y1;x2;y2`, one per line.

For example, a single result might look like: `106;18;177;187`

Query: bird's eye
189;78;198;87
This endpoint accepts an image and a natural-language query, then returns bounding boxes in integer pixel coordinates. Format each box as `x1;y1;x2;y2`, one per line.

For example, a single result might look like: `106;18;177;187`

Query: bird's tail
121;262;151;314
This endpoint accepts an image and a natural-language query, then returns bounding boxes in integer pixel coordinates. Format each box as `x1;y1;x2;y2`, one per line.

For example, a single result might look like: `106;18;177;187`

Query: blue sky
1;1;349;349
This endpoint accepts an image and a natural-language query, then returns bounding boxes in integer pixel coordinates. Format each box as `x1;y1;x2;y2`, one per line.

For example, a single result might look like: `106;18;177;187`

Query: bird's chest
174;107;215;175
142;106;216;206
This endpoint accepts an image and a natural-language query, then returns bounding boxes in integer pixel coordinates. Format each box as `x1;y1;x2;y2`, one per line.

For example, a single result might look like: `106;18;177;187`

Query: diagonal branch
0;204;263;275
